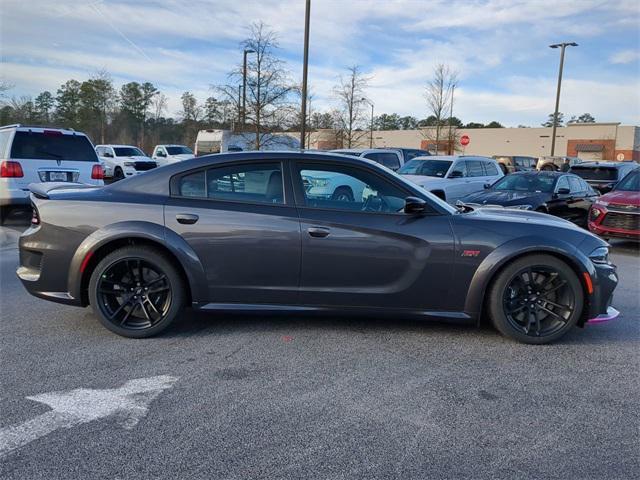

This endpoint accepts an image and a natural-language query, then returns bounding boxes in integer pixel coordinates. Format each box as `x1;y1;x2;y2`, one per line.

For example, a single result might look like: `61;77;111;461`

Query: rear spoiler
28;182;99;199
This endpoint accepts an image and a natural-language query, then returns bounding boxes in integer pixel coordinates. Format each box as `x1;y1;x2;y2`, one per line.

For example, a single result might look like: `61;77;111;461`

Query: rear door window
176;163;284;204
465;160;484;177
568;176;583;194
483;161;499;176
10;131;98;162
363;152;401;171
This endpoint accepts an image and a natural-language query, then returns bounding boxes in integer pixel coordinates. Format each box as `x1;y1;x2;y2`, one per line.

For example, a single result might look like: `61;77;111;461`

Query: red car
589;168;639;240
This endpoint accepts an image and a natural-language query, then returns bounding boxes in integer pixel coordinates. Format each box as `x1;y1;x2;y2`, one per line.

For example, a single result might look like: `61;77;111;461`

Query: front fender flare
67;221;207;304
464;235;594;322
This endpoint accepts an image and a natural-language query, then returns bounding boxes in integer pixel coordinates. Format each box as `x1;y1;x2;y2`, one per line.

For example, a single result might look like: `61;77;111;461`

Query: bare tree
423;64;458;154
152;93;168;121
333;65;370;148
216;22;296;149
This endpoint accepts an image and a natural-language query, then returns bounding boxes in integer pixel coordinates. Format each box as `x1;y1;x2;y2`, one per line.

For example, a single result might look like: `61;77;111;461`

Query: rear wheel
488;255;583;344
88;246;185;338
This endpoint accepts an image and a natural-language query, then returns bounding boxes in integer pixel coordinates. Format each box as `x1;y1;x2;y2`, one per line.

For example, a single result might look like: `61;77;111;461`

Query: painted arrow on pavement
0;375;178;458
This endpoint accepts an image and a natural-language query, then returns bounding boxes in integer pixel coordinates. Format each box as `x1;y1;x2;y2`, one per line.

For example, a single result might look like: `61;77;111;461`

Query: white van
0;124;104;222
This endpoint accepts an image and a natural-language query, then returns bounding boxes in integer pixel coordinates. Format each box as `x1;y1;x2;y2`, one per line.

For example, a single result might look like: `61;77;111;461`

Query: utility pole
549;42;578;156
448;83;455;155
300;0;311;149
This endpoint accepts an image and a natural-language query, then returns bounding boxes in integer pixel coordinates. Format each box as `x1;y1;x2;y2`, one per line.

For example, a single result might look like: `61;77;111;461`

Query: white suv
398;155;504;203
95;145;157;180
0;124;104;222
151;144;194;166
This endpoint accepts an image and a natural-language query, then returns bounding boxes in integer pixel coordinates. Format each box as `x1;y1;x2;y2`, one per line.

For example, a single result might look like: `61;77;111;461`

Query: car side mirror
404;196;427;214
104;152;113;158
556;187;570;196
157;151;166;157
484;183;491;189
448;170;463;179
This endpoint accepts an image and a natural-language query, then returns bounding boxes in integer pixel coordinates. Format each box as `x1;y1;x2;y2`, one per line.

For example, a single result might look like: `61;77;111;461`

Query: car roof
511;170;565;177
156;144;189;147
572;161;629;168
96;144;142;148
0;125;88;136
330;148;395;154
414;155;494;161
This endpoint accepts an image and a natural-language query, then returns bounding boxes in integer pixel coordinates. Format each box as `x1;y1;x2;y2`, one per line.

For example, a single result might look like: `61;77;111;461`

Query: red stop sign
460;135;470;146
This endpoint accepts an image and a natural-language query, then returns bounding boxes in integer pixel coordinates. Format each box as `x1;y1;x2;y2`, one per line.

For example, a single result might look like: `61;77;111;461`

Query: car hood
459;206;583;231
461;190;549;207
599;189;640;207
120;156;154;162
402;175;448;187
166;154;194;161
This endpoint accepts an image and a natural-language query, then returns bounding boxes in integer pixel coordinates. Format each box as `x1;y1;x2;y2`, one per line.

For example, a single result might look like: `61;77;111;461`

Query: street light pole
549;42;577;156
300;0;311;149
361;98;374;148
242;48;255;128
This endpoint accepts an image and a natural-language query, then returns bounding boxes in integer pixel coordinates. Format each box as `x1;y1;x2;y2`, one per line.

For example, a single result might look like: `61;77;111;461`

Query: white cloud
1;0;639;127
610;49;640;65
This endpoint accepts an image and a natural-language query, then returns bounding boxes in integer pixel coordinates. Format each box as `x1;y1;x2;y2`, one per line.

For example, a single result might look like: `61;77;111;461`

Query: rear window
570;166;619;181
166;146;193;155
363;152;401;170
398;159;452;177
10;131;98;162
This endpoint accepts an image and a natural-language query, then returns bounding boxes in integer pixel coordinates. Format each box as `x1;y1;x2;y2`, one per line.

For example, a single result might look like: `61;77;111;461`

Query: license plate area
39;171;78;182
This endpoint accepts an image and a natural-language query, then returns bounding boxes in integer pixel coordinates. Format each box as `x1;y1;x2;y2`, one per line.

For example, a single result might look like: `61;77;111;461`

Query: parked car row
96;144;194;181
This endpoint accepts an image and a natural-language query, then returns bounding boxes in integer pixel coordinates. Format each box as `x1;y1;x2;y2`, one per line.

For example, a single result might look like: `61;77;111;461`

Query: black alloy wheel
89;246;185;338
488;254;583;344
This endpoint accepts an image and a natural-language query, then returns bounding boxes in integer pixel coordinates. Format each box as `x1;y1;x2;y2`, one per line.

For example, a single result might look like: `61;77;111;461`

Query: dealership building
299;123;640;162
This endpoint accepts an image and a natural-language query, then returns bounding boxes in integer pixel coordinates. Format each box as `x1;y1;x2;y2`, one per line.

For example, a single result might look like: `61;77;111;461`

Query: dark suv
569;161;638;193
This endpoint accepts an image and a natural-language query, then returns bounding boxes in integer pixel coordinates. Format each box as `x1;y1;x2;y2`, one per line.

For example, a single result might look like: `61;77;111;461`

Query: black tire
487;254;583;344
0;206;7;225
114;167;125;181
88;246;185;338
332;186;354;202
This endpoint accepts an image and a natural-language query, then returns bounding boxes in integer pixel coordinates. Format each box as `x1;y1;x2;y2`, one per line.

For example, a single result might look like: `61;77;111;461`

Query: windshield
614;169;639;192
492;174;555;193
10;131;98;162
114;147;145;157
398;159;452;177
166;146;193;155
571;166;619;181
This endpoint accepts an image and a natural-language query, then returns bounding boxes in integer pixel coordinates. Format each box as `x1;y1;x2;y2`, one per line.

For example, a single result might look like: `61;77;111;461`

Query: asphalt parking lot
1;216;638;479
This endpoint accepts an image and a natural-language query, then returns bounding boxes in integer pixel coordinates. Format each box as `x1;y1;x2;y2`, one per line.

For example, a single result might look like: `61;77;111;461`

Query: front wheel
88;246;185;338
487;254;584;344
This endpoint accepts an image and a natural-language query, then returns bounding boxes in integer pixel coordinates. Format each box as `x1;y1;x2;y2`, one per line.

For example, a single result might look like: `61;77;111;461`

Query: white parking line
0;375;178;458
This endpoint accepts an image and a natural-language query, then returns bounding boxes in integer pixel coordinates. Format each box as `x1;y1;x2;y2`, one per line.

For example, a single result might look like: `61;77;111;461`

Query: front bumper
587;306;620;324
582;260;619;327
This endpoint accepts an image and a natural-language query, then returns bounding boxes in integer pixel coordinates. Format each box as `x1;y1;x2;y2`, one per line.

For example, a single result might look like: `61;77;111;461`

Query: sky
1;0;639;127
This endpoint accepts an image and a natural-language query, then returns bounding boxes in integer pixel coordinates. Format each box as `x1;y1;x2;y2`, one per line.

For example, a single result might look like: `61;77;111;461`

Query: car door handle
176;213;199;225
307;227;330;238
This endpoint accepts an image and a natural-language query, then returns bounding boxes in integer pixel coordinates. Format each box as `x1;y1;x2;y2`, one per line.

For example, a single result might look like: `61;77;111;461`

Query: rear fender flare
67;221;207;303
464;236;594;321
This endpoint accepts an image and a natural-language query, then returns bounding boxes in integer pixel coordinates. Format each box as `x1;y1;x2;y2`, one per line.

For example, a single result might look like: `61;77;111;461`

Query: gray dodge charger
17;151;619;343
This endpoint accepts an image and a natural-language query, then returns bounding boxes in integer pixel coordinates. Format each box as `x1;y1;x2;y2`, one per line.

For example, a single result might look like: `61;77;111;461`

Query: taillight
31;205;40;226
91;164;104;180
0;160;24;178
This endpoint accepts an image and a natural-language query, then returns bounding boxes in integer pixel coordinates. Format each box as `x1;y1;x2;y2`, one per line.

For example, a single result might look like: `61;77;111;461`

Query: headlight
590;207;603;221
124;161;135;167
589;246;610;264
509;204;533;210
303;176;329;188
